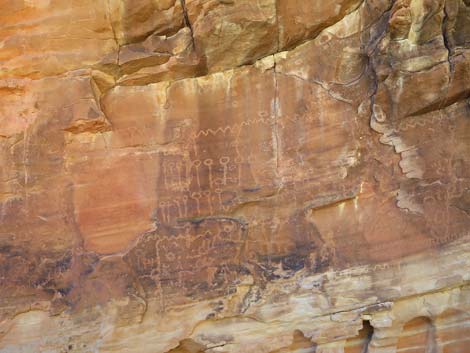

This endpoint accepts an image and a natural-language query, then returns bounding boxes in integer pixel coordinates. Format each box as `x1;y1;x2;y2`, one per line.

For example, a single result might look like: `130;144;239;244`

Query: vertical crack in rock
367;54;379;130
442;1;455;75
367;3;394;128
440;0;456;113
22;126;30;191
106;0;121;63
274;0;280;52
180;0;196;49
272;58;282;192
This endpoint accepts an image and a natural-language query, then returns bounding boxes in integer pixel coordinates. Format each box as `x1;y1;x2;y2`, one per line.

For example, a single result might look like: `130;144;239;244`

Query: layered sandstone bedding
0;0;470;352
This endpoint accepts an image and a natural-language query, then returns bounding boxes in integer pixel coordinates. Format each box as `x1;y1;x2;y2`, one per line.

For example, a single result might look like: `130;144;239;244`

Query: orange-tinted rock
110;0;184;44
277;0;364;50
186;0;278;72
0;1;117;79
1;0;470;352
117;28;206;85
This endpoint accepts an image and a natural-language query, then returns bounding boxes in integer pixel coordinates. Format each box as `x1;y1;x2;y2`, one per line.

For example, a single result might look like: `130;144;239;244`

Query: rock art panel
0;0;470;352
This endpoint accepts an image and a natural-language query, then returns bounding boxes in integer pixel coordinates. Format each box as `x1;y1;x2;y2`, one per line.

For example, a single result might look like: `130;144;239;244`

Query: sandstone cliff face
1;0;470;352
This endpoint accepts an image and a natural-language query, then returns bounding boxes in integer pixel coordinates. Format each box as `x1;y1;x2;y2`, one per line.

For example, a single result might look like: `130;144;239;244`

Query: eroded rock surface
0;0;469;352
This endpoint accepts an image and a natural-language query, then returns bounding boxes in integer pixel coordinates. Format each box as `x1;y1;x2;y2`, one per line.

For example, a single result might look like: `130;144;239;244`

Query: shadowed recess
344;320;374;353
396;317;437;353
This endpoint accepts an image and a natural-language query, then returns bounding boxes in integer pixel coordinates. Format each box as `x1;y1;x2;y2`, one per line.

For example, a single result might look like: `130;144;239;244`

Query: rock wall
0;0;469;352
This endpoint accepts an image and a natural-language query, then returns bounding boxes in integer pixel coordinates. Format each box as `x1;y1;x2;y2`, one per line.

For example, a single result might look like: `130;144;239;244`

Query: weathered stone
1;0;470;352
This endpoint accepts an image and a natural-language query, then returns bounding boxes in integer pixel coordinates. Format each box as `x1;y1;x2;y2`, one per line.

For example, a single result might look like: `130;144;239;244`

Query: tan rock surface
1;0;470;352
